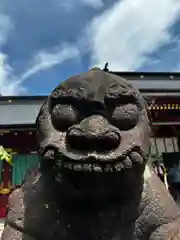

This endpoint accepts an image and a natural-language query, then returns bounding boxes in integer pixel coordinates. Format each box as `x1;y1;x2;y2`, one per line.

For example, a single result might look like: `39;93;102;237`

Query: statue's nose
81;115;109;135
66;115;121;152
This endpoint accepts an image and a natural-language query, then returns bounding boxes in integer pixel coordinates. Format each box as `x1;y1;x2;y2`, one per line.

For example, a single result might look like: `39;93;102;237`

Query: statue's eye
51;104;78;131
111;104;139;130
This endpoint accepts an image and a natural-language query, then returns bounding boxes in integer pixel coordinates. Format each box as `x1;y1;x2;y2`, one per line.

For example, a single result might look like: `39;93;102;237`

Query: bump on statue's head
36;70;150;203
89;67;102;72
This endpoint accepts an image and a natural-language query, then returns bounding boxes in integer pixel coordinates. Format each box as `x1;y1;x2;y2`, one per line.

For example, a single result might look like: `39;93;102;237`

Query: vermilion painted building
0;96;44;217
111;71;180;169
0;71;180;217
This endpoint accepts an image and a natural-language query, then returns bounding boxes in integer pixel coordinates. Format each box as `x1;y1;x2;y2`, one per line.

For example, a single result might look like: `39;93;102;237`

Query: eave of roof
0;71;180;102
0;92;180;104
110;71;180;79
140;88;180;92
0;124;36;130
0;95;47;101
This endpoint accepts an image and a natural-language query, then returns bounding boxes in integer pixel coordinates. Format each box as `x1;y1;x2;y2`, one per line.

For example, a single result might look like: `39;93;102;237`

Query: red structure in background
0;130;37;217
0;71;180;217
111;71;180;170
0;96;42;218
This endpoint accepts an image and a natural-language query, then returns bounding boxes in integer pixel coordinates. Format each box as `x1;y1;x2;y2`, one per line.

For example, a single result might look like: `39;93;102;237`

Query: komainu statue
2;70;180;240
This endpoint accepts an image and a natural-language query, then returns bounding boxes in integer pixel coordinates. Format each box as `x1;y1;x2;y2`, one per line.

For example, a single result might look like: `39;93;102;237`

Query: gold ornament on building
148;104;180;111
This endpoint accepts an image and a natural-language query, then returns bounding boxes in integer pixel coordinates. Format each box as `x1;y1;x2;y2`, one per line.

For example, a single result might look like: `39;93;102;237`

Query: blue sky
1;0;180;95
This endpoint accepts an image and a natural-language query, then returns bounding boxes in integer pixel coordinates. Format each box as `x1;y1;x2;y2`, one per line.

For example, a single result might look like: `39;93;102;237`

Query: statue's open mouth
53;146;145;173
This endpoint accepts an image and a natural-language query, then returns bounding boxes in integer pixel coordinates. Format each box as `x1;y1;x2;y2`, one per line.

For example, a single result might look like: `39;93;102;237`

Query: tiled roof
0;103;42;125
111;71;180;90
0;85;180;126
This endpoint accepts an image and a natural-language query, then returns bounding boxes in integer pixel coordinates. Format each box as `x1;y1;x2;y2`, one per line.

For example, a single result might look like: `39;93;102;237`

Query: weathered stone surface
2;70;180;240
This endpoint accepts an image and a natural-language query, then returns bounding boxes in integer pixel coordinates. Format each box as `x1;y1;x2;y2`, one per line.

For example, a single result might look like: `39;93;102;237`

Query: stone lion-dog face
36;70;150;203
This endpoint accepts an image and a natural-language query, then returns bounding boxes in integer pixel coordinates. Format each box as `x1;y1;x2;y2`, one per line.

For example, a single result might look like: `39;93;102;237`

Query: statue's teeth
130;152;143;164
84;164;92;172
68;164;72;169
123;156;132;168
92;164;102;172
73;164;83;171
104;164;113;172
114;163;123;171
63;163;70;169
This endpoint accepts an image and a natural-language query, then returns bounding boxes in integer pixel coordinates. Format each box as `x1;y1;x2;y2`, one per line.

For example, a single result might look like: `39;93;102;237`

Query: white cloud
0;15;80;96
80;0;104;9
0;15;25;95
1;0;180;95
20;45;80;82
0;53;26;95
86;0;180;70
0;11;81;95
0;44;80;95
